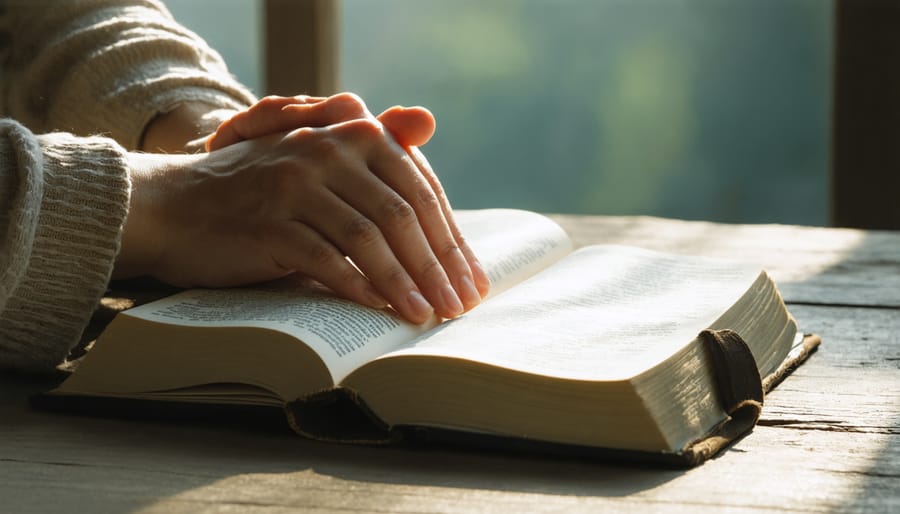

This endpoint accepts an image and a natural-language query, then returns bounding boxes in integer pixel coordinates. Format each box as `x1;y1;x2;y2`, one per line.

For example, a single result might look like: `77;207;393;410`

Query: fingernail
457;274;482;309
470;260;491;297
406;290;434;321
440;283;464;318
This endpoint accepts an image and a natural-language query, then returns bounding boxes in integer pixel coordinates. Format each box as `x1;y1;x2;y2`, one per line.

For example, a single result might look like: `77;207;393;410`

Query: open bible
44;209;818;466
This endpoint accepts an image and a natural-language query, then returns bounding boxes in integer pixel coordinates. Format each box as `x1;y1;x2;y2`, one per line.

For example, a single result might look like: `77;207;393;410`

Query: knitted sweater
0;0;256;372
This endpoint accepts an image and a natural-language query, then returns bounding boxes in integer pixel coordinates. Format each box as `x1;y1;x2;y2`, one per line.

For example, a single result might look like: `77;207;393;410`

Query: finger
326;161;468;319
377;106;436;147
376;109;489;299
409;146;491;297
266;221;389;310
343;119;484;311
206;95;328;151
297;190;442;324
279;92;376;127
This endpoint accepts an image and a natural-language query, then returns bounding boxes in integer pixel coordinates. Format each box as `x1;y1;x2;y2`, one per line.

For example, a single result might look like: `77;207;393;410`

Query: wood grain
2;217;898;513
551;214;900;307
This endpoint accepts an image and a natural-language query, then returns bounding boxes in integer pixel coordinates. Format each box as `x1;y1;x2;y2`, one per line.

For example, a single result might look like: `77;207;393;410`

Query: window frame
263;0;340;97
263;0;899;229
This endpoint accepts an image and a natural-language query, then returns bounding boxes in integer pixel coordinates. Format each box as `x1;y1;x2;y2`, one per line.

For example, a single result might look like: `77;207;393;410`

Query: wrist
115;152;199;280
140;102;239;153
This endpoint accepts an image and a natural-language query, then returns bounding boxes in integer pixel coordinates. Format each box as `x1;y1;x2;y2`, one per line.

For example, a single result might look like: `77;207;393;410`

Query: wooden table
2;215;898;513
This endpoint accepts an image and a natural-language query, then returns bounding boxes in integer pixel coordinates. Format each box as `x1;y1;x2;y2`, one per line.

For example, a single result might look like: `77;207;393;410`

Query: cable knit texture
0;121;129;371
0;0;256;371
0;0;256;149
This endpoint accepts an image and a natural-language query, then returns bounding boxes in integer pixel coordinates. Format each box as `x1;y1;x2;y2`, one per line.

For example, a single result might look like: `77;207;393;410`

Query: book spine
284;388;399;445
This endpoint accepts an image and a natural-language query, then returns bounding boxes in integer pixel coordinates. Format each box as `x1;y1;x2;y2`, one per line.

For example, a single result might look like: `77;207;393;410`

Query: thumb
377;106;436;147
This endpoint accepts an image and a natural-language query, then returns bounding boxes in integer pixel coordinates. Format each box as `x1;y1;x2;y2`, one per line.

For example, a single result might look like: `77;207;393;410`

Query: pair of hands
118;93;490;324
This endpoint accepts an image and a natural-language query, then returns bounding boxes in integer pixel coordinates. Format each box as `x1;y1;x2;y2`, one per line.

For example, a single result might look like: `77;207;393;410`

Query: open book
46;209;817;466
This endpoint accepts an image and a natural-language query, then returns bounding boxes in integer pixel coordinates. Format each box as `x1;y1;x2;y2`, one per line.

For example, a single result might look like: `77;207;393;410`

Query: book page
121;209;573;383
124;288;430;384
453;209;574;295
381;245;761;381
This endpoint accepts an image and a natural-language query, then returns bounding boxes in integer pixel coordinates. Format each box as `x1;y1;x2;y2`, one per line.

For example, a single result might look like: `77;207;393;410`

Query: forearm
0;120;130;372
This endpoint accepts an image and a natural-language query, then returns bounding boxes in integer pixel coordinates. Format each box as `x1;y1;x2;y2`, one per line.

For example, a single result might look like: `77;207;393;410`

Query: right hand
118;96;488;324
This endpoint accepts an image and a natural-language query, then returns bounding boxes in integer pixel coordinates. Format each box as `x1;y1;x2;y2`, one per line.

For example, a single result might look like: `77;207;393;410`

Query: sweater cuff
0;124;130;372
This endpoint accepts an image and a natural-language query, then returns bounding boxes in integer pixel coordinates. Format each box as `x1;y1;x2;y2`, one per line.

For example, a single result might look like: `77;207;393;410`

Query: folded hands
118;93;489;323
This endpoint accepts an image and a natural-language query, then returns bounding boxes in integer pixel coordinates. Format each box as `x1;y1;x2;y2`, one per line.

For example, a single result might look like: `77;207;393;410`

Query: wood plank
1;303;896;513
550;214;900;307
263;0;339;96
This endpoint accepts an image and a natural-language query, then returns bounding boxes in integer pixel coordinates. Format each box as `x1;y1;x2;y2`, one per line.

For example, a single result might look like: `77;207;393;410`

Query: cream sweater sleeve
0;0;256;149
0;1;259;371
0;120;130;372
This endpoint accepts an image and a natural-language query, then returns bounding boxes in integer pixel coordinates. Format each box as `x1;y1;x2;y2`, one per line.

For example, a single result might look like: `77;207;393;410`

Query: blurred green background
167;0;832;225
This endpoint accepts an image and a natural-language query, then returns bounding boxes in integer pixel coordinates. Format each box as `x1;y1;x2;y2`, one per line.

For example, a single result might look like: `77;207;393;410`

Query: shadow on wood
1;372;681;513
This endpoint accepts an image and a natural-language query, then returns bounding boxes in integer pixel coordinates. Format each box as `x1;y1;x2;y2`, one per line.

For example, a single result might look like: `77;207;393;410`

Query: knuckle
418;258;444;279
439;240;461;260
428;177;448;197
344;216;381;246
340;117;385;140
454;233;472;253
330;92;368;115
380;196;417;228
288;126;318;144
257;95;287;111
415;186;441;213
292;126;316;137
307;239;335;266
385;265;409;285
311;136;343;160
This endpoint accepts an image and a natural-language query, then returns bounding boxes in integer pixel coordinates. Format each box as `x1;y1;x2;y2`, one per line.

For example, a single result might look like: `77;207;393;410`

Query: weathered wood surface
2;217;898;513
551;214;900;307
